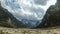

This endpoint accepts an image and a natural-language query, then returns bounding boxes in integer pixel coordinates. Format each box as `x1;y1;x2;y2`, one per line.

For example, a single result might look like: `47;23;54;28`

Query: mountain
0;0;60;28
0;3;39;28
0;3;27;28
36;3;60;28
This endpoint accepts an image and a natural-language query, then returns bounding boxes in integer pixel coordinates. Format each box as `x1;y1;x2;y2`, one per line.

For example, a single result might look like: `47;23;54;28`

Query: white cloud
34;0;48;5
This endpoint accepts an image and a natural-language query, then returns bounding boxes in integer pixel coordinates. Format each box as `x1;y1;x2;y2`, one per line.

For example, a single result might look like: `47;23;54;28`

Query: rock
55;0;60;7
0;3;25;28
0;0;59;28
0;3;34;28
36;0;60;28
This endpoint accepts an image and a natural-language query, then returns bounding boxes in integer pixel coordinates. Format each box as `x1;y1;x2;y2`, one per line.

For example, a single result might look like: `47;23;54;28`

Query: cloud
34;0;48;5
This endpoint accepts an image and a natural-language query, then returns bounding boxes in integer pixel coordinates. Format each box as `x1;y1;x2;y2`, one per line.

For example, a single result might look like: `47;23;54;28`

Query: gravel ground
0;27;60;34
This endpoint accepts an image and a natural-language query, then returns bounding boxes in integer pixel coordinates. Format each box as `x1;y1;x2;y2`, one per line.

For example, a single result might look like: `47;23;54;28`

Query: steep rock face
0;3;37;28
0;4;13;27
0;3;25;28
55;0;60;7
37;0;60;28
37;6;56;28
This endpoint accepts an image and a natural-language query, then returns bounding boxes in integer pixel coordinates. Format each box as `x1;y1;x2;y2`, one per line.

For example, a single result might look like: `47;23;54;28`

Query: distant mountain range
0;0;60;28
0;3;40;28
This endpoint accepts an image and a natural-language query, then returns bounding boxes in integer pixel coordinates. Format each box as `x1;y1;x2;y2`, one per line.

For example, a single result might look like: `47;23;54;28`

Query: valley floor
0;26;60;34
